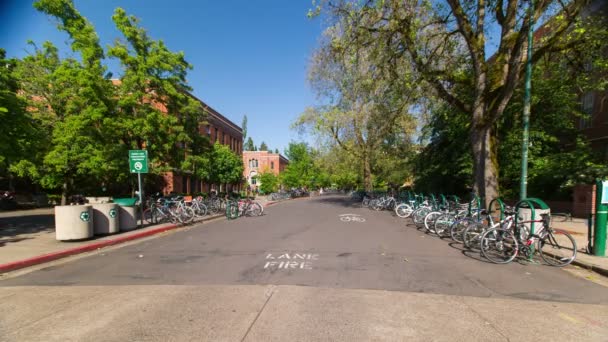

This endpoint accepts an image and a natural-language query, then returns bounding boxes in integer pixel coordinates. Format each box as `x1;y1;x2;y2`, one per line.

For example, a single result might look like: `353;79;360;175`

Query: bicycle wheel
395;203;413;218
193;203;207;218
538;229;577;267
413;207;430;226
247;202;263;217
181;206;195;224
480;228;518;264
463;222;486;249
424;211;442;233
450;217;475;242
143;208;156;224
434;213;454;237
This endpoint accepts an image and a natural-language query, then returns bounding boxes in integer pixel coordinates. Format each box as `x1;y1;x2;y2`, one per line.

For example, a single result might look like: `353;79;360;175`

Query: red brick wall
573;184;596;218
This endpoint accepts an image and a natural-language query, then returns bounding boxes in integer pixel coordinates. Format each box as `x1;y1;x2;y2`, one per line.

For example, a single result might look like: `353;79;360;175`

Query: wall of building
243;151;289;189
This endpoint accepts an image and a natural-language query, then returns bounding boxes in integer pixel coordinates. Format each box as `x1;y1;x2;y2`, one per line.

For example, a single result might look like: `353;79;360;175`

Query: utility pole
520;0;535;200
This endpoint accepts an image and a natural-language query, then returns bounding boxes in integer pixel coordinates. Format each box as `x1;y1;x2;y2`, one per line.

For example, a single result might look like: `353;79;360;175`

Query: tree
414;16;608;199
295;13;418;191
244;137;255;151
259;141;268;151
274;148;279;154
207;143;244;188
258;172;279;194
12;0;116;204
108;7;207;181
241;114;247;142
318;0;596;203
0;49;40;191
281;142;321;189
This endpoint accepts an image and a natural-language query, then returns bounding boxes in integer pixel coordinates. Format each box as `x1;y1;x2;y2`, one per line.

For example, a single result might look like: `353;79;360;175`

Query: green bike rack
468;194;482;220
440;194;448;209
225;200;239;220
488;198;506;221
514;198;550;236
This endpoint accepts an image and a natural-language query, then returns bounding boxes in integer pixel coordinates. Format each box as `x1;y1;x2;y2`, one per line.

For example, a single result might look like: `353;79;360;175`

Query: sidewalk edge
0;223;179;274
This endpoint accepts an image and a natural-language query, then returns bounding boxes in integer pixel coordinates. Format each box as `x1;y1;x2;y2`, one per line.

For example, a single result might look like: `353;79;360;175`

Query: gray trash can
92;203;119;235
55;205;94;241
112;198;139;231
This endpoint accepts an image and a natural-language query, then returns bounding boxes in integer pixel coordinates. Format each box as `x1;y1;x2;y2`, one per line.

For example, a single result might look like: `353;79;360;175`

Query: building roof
243;150;289;164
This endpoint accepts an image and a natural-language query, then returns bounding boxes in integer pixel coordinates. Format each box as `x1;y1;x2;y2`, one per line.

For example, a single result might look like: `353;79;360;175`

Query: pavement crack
240;285;276;342
458;298;511;342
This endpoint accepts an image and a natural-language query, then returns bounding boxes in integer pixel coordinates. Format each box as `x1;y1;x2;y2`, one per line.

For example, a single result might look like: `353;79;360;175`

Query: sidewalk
552;218;608;276
0;207;223;274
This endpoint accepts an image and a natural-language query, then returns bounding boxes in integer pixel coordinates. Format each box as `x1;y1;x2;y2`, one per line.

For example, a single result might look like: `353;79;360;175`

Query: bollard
593;180;607;257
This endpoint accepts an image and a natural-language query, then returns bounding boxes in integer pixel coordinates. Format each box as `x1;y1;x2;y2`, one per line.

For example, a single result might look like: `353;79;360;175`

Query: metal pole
594;180;607;257
520;0;535;200
138;172;143;228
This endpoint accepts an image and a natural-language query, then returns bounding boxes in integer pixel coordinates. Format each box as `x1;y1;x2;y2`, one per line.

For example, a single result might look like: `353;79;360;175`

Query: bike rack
488;197;506;222
514;198;550;236
468;194;482;220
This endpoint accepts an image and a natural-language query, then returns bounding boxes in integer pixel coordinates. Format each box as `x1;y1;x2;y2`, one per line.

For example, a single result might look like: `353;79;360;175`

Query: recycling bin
113;198;139;231
55;205;94;241
92;203;119;235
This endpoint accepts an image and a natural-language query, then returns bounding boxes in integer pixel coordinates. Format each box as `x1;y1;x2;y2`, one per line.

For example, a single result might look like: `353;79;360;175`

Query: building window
251;177;257;185
271;161;274;169
579;92;594;129
206;125;211;136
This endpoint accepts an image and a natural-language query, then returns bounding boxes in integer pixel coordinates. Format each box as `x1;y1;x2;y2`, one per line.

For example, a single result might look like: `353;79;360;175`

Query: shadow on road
0;214;55;241
314;196;361;209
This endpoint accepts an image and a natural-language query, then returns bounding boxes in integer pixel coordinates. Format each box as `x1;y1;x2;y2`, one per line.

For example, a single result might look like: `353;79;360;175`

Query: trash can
113;197;139;231
55;205;94;241
92;203;119;235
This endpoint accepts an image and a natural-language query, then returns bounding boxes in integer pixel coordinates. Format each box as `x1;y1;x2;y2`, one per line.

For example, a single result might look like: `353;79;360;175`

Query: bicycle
479;214;577;266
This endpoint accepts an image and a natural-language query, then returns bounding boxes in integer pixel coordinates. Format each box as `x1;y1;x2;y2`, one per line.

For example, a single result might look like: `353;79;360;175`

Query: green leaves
206;143;244;185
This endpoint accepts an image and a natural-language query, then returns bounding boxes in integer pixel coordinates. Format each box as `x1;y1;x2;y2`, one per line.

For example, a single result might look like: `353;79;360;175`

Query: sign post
129;150;148;227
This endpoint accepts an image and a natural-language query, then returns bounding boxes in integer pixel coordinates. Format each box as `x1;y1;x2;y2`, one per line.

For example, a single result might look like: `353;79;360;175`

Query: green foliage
259;141;268;151
207;143;244;185
281;142;321;189
241;115;247;141
244;137;255;151
108;7;207;177
258;172;279;194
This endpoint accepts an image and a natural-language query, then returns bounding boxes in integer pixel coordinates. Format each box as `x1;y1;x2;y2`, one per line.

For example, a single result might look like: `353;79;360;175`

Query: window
206;125;211;136
579;92;595;129
251;177;257;185
271;161;274;169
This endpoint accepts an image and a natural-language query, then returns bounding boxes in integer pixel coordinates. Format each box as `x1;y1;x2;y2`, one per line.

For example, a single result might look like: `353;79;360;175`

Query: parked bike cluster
144;194;264;224
353;191;577;267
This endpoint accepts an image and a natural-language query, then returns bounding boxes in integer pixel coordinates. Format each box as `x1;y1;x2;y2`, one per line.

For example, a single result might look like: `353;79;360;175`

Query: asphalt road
2;195;607;305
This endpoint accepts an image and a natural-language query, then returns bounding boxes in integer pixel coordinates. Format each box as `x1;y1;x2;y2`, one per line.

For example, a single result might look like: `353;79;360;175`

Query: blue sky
0;0;324;154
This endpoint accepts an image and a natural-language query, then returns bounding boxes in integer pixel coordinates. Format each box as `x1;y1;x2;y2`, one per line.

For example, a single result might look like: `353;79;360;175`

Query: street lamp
520;0;535;200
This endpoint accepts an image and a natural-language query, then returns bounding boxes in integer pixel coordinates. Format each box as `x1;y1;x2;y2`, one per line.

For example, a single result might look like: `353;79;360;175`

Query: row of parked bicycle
357;192;577;267
267;189;310;201
143;194;264;225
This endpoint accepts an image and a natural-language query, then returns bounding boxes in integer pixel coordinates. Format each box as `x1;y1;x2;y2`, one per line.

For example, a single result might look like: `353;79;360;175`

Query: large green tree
108;7;207;180
316;0;598;203
12;0;115;204
0;49;40;191
295;16;417;191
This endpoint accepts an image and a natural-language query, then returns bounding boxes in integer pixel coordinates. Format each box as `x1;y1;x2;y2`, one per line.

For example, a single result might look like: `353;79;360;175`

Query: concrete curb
568;256;608;277
0;213;226;274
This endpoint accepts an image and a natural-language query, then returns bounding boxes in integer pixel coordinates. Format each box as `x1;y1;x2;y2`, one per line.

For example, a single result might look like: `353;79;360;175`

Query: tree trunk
363;152;373;192
61;181;68;206
470;124;499;207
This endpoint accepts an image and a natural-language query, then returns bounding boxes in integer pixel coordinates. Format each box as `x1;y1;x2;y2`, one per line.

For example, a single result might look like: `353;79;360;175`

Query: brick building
243;150;289;190
163;96;243;195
